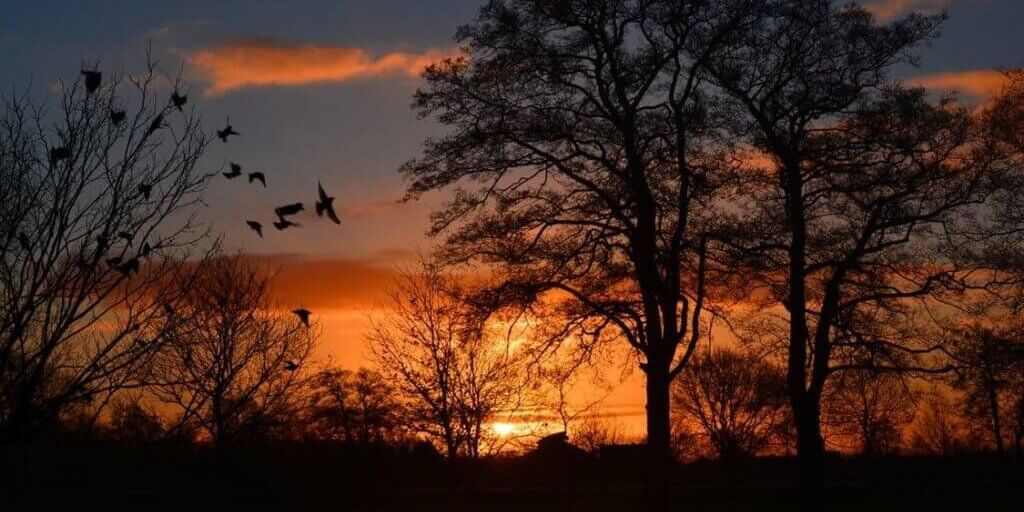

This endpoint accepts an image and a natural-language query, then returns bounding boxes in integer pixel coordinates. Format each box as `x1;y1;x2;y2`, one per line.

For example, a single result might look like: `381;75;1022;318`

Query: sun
492;422;516;437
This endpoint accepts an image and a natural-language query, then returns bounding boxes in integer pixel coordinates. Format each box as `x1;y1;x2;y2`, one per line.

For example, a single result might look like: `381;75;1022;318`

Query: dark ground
2;440;1020;511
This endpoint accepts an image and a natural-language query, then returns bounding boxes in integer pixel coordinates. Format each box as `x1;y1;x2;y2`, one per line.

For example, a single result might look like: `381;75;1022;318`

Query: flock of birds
44;68;335;367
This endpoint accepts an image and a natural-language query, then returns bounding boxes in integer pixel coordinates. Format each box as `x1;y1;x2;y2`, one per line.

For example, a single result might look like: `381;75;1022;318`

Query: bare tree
368;261;524;460
671;348;788;460
107;395;165;445
908;393;972;456
947;325;1024;456
823;370;918;456
572;413;626;455
0;56;213;441
705;1;1018;494
301;366;407;445
151;256;316;447
400;1;771;483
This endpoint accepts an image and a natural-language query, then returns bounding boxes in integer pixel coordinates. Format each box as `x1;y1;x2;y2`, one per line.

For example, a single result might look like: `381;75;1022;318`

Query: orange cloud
907;69;1009;100
189;41;455;95
239;253;400;309
865;0;954;22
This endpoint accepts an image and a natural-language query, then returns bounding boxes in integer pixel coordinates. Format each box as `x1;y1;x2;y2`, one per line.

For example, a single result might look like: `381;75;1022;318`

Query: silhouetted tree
107;396;165;445
823;370;918;456
672;348;787;460
0;56;213;441
368;261;525;460
151;256;316;447
301;366;407;445
948;325;1024;456
908;393;972;456
401;2;773;487
706;1;1017;496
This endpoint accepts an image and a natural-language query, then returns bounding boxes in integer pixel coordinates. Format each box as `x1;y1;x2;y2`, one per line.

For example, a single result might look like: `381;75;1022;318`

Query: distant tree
151;256;316;447
908;393;972;456
572;414;626;455
302;366;407;445
823;370;918;456
948;325;1024;456
107;397;165;445
0;56;213;442
401;1;771;484
368;261;525;460
671;349;788;460
534;338;620;438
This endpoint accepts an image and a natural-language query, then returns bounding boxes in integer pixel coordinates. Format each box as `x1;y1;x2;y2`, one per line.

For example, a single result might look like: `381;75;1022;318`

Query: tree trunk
792;393;825;511
645;362;672;510
986;379;1005;456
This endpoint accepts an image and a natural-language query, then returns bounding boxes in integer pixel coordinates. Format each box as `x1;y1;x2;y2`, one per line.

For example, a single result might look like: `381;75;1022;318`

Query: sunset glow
2;1;1022;509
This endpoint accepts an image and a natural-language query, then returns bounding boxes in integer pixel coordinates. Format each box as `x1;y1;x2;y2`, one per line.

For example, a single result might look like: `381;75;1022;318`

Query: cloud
238;253;401;309
907;69;1009;100
864;0;955;21
188;41;454;95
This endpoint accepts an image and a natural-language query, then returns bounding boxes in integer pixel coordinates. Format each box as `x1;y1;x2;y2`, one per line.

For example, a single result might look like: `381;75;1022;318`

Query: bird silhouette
316;182;341;224
171;91;188;111
117;231;133;242
140;242;153;258
273;219;299;231
292;308;311;327
147;114;165;136
274;203;304;219
223;162;242;179
138;183;152;200
49;146;71;165
115;258;140;276
284;360;300;371
248;172;266;187
81;69;101;93
110;110;126;125
217;121;239;142
246;220;263;237
17;232;30;252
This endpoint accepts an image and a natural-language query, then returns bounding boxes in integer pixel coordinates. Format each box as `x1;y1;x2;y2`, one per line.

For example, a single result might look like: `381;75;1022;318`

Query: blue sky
2;0;1022;261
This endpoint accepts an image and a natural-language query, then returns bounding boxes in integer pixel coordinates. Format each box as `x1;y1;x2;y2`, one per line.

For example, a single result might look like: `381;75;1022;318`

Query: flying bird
49;146;71;165
147;114;165;136
284;360;300;371
223;162;242;179
138;183;152;200
273;219;299;231
248;172;266;187
274;202;304;219
115;258;140;276
217;121;239;142
316;182;341;225
292;308;312;327
110;110;126;125
246;220;263;238
81;69;101;93
171;91;188;111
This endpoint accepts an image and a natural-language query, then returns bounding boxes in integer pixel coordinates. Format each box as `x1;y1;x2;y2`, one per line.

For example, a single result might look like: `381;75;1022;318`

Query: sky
2;0;1024;434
